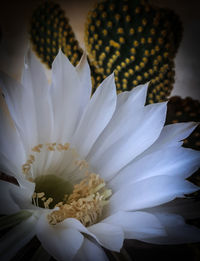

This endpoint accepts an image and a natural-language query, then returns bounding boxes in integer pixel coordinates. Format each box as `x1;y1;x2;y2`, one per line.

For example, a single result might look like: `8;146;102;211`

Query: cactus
85;0;183;103
30;0;183;104
30;0;83;68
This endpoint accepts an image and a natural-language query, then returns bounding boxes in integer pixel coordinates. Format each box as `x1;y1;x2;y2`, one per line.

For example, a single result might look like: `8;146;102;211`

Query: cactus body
30;1;83;68
85;0;182;103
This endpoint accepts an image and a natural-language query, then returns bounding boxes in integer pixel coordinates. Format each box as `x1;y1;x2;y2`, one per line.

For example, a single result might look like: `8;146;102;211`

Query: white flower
0;50;200;261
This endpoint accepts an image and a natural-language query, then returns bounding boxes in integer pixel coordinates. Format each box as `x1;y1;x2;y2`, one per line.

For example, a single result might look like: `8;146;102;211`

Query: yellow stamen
26;143;111;227
47;173;112;226
44;197;53;209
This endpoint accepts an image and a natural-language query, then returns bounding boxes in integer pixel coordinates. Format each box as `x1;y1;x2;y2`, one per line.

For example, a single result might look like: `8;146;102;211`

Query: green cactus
30;0;182;105
85;0;183;104
30;0;83;68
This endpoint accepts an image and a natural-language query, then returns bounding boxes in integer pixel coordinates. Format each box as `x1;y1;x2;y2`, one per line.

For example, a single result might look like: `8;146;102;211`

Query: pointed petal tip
96;72;116;95
24;48;35;69
52;48;76;74
132;81;149;97
139;81;150;90
110;71;116;80
55;48;66;61
76;52;90;72
80;52;87;61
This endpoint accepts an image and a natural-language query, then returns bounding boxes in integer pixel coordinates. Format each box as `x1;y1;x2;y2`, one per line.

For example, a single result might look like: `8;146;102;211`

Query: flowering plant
0;51;200;261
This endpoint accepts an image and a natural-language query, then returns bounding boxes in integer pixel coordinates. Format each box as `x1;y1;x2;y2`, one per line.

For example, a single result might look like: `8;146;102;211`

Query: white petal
115;82;148;113
21;50;53;144
72;73;117;158
36;214;84;261
146;198;200;220
0;152;18;177
63;218;123;252
88;102;167;180
145;212;200;244
0;215;37;261
62;218;91;234
61;218;116;251
50;50;89;142
0;151;32;191
88;222;124;251
0;71;36;153
87;83;149;169
102;211;166;240
110;146;200;191
0;180;20;214
76;52;92;107
0;97;26;170
108;176;198;213
0;180;34;215
144;122;198;155
0;98;31;188
62;218;111;248
0;51;53;153
74;238;109;261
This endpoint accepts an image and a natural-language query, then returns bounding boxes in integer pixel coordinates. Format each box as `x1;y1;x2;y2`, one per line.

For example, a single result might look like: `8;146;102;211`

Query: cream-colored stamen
24;143;111;227
48;173;112;227
22;142;72;181
32;144;43;152
32;192;54;209
44;197;53;209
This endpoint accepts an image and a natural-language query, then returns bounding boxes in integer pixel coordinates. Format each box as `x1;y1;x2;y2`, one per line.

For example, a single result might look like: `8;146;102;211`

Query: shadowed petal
36;214;84;261
0;215;37;261
143;212;200;244
74;238;109;261
110;146;200;191
102;211;166;240
0;180;34;215
88;222;124;251
108;176;198;213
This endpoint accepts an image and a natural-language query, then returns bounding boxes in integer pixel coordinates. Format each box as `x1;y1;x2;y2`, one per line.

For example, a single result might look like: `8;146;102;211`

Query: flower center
33;175;73;209
22;142;112;227
47;173;112;227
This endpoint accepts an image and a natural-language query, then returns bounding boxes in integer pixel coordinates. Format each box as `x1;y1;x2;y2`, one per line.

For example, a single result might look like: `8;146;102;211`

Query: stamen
22;142;72;181
63;143;70;150
32;144;43;152
46;143;56;151
37;192;45;198
44;197;53;209
22;154;36;181
56;144;65;151
32;192;37;206
29;155;35;161
75;160;89;170
47;173;112;226
26;143;111;227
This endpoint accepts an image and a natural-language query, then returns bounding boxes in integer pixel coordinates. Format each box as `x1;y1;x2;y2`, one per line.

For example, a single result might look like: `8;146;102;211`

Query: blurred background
0;0;199;99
